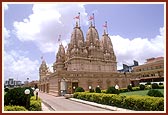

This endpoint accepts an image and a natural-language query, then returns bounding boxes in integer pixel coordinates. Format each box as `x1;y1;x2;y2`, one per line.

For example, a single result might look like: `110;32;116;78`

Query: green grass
120;89;164;96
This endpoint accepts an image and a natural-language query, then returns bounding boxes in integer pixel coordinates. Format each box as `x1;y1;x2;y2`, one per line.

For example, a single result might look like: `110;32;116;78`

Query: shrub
147;89;163;97
4;87;34;109
4;105;27;111
74;92;164;111
127;84;132;91
152;83;159;89
106;86;119;94
158;85;164;89
101;90;106;93
159;82;163;85
29;100;41;111
89;88;95;93
119;88;128;93
146;82;151;85
4;88;9;92
139;84;145;90
132;87;140;91
75;87;85;92
95;87;101;93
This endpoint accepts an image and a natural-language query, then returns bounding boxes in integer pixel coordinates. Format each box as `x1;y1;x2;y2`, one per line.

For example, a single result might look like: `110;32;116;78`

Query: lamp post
24;89;30;109
73;86;76;93
115;84;119;95
115;85;119;90
35;88;39;100
31;87;35;95
89;86;92;92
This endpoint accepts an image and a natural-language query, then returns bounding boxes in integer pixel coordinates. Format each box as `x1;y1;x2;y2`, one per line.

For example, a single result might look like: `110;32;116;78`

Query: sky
3;3;165;83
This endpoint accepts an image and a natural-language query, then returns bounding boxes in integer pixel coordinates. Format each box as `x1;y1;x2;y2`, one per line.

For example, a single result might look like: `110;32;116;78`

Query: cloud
111;27;164;70
4;4;8;10
4;27;11;45
13;4;88;53
4;50;39;82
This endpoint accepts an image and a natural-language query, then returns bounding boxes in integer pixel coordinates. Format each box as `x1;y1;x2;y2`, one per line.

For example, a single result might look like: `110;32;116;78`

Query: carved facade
38;21;164;96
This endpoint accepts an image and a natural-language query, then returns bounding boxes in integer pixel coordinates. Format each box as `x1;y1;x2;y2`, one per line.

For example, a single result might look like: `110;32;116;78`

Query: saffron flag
74;15;80;19
103;21;107;28
89;15;94;20
74;12;80;19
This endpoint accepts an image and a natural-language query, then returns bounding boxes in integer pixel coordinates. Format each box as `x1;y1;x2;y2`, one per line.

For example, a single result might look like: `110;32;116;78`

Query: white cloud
111;27;164;70
4;4;8;10
4;27;11;45
4;50;39;82
13;4;88;53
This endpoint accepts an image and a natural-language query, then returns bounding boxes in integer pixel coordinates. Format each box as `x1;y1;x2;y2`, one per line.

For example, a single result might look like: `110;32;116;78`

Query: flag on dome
89;15;94;20
103;21;107;28
41;56;43;60
74;12;80;19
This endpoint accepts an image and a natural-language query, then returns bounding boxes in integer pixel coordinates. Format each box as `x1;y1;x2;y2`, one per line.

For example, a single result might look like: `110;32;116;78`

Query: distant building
118;60;139;73
130;57;164;86
27;80;39;88
4;78;22;88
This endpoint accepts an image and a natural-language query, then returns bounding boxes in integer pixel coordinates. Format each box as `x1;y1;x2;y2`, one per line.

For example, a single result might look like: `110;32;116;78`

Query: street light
32;87;35;91
24;89;30;109
89;86;92;92
35;88;39;100
115;84;119;90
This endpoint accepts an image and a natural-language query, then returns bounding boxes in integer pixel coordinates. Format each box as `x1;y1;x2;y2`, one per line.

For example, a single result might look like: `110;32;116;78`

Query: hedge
73;92;164;111
29;96;42;111
4;105;27;111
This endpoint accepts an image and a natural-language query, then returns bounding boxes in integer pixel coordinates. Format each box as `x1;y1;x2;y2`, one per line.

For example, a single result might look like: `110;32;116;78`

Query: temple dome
56;44;65;62
70;22;84;47
86;22;99;46
101;30;114;53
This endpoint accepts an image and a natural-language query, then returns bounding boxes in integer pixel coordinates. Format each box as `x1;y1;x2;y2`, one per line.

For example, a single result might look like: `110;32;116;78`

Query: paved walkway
40;92;133;112
39;92;111;111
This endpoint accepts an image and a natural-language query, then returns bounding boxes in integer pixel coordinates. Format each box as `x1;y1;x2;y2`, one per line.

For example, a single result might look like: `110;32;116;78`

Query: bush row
4;105;27;111
73;92;164;111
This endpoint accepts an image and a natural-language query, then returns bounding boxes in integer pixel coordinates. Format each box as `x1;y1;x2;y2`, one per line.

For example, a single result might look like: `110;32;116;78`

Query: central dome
86;22;99;46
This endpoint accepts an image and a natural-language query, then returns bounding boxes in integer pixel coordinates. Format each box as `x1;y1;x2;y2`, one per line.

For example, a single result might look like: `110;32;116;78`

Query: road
39;92;111;111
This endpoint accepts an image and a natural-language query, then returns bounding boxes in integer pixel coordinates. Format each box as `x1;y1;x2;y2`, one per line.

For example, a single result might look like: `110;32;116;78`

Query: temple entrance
60;79;67;96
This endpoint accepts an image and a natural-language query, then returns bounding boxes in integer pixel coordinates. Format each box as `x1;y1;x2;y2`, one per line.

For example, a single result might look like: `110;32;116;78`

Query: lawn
120;89;164;96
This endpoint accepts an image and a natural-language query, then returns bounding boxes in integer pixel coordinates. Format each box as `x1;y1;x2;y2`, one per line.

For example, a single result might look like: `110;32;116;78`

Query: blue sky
3;3;165;83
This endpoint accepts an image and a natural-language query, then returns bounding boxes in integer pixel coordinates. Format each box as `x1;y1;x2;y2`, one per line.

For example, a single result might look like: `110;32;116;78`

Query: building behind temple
118;60;139;73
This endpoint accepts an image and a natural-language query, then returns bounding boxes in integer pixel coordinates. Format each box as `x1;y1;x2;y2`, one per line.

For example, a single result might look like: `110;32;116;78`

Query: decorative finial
76;21;78;27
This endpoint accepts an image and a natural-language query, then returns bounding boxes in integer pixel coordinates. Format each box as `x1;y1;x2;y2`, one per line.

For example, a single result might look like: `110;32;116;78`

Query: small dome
56;44;65;62
101;30;114;53
86;22;99;46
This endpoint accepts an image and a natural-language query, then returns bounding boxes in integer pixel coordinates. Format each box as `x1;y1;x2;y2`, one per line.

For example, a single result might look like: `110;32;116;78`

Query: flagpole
93;13;95;27
106;21;108;34
78;12;80;27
